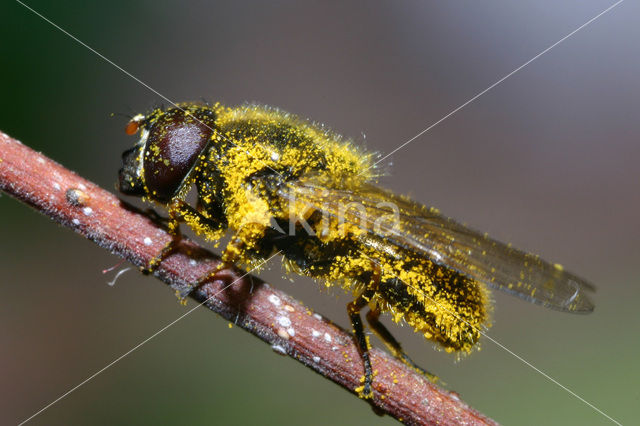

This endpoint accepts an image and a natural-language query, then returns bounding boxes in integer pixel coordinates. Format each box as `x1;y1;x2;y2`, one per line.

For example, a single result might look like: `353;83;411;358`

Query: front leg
144;199;224;274
143;203;182;275
179;222;269;299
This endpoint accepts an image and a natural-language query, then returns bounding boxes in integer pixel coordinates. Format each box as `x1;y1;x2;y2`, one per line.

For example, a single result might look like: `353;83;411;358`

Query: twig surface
0;130;498;426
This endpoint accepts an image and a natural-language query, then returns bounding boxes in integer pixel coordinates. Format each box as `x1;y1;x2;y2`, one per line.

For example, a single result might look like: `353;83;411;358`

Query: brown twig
0;130;498;426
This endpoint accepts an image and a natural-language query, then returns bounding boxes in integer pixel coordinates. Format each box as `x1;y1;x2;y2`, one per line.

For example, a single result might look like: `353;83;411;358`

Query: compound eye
143;109;215;203
125;120;140;135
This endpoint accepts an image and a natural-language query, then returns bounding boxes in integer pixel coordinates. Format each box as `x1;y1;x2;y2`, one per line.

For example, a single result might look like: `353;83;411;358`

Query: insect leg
143;204;183;274
144;200;223;274
179;223;266;299
347;265;381;399
365;308;437;382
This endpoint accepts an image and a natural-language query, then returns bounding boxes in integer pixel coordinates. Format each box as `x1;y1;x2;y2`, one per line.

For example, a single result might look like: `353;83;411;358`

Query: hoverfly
118;102;594;397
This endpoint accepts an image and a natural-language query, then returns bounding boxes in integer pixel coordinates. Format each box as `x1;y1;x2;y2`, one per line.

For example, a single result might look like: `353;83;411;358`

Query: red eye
125;120;139;135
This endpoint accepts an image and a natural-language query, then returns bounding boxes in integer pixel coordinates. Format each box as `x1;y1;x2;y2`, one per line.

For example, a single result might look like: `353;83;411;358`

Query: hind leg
347;265;381;399
366;308;437;382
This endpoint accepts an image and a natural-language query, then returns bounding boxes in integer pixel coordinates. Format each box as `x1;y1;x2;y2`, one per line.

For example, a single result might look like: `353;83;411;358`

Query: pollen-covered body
118;101;594;398
194;104;373;237
179;104;489;353
277;229;488;352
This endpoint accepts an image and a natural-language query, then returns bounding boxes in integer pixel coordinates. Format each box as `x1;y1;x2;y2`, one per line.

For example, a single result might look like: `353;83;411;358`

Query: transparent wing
279;179;595;313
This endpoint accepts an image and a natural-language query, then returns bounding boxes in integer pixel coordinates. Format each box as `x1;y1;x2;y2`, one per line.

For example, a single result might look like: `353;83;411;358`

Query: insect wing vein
279;180;595;312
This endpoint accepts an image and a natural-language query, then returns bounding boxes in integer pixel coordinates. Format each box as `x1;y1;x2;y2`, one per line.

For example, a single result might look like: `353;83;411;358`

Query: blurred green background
1;1;638;425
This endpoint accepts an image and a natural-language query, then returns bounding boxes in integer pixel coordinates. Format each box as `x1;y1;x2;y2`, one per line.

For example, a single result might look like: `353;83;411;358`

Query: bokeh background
1;1;638;425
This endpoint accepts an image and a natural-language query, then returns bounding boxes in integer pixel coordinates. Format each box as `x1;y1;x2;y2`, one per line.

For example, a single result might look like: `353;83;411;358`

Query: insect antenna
110;111;134;120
